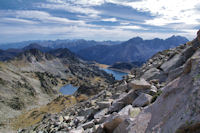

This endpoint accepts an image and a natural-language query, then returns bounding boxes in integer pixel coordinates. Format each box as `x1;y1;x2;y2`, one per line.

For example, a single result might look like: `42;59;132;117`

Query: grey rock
167;66;183;83
114;84;129;93
161;45;195;73
127;56;200;133
94;108;108;119
69;128;84;133
113;118;133;133
81;121;95;130
118;105;134;116
95;114;110;124
97;101;112;109
84;128;93;133
103;115;125;133
132;93;152;107
76;116;85;123
78;107;97;118
128;78;151;90
63;116;70;121
149;85;158;95
109;90;138;113
95;124;105;133
105;91;112;97
108;101;124;113
161;53;183;72
59;116;64;123
129;108;141;118
141;68;161;80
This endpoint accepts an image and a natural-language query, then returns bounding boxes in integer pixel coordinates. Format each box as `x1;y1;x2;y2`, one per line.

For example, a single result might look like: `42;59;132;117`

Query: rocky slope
19;33;200;133
0;48;114;132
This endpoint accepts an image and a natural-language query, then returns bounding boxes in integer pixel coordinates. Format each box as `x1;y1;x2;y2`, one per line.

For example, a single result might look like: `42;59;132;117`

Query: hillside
77;36;188;65
19;32;200;133
0;48;114;132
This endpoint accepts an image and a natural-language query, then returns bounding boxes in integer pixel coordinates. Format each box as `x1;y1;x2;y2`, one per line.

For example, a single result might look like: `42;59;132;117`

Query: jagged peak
23;43;52;52
128;36;143;42
165;35;188;41
17;48;54;62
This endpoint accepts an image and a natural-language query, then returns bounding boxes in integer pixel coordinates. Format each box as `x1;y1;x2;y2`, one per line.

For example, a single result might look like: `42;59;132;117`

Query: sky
0;0;200;43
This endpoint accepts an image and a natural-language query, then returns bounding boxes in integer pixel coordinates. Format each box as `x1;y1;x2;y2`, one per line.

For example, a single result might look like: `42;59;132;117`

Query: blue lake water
59;84;78;95
101;68;128;80
60;68;128;95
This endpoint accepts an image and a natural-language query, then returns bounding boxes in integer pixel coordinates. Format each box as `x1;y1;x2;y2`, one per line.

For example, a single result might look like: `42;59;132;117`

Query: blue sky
0;0;199;43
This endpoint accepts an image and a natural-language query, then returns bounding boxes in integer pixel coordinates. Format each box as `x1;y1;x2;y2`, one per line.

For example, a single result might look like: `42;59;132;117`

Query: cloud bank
0;0;199;43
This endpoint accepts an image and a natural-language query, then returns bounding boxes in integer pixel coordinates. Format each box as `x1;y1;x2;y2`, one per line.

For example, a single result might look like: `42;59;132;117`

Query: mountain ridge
77;35;189;65
0;36;188;66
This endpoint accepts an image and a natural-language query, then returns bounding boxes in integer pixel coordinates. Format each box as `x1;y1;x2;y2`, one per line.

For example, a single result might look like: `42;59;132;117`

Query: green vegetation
151;90;162;103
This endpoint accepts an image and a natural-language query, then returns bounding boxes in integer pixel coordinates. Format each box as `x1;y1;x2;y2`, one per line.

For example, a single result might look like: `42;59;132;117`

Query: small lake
59;84;78;95
101;68;128;80
59;68;128;95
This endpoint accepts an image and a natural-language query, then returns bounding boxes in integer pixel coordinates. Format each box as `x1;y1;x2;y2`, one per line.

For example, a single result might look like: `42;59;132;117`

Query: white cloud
1;24;186;41
70;0;105;6
0;0;199;43
102;18;117;22
0;18;38;24
13;10;85;25
38;2;100;15
120;22;131;25
123;0;200;26
119;25;143;30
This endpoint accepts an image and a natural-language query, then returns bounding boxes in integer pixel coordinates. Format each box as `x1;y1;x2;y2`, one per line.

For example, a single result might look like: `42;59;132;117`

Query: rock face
127;55;200;133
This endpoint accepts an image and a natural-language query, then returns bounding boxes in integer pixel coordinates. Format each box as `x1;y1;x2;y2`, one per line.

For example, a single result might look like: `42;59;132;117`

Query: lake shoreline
94;63;130;73
108;67;130;74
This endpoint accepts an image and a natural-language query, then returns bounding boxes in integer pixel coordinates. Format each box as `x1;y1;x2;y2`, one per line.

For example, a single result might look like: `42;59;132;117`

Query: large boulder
108;90;138;113
113;118;133;133
118;105;134;116
161;45;196;73
167;66;183;83
103;116;124;133
128;79;151;90
141;68;167;82
132;93;152;107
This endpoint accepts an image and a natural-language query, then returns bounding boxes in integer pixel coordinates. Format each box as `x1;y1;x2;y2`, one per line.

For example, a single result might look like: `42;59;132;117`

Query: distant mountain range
0;39;121;52
77;36;189;65
0;36;189;65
